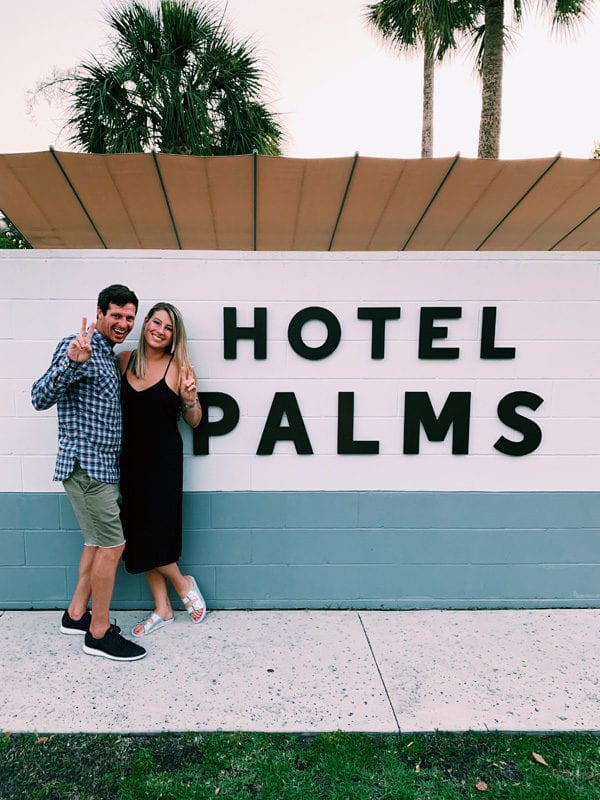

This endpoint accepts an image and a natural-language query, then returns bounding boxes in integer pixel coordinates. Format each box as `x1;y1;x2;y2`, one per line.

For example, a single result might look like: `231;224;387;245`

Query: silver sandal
181;576;207;624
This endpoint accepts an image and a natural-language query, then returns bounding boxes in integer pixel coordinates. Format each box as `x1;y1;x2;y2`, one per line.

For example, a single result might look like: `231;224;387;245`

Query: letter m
403;392;471;455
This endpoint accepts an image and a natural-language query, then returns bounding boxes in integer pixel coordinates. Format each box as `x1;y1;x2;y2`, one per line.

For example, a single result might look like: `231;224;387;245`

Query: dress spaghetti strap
163;353;175;379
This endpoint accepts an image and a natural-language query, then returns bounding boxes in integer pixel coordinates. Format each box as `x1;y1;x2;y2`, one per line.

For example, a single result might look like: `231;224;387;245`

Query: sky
2;0;600;160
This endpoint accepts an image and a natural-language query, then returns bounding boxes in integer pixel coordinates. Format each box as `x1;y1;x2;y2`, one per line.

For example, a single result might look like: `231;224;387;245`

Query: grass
1;730;599;800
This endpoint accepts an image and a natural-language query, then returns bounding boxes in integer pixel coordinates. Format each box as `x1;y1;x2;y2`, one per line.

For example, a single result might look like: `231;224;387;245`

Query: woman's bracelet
183;399;199;410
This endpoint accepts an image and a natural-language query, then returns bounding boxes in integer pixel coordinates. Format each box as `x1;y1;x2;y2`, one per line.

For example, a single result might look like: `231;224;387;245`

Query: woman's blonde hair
130;302;192;378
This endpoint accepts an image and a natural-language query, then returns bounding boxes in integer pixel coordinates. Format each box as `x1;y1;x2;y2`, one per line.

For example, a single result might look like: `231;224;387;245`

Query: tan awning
1;150;600;250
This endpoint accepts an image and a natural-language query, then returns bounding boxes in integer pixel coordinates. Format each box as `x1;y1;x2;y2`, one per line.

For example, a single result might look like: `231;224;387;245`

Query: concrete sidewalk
1;609;599;735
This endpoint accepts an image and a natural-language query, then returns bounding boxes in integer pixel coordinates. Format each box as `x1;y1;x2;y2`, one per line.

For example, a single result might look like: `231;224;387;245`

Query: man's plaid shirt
31;330;122;483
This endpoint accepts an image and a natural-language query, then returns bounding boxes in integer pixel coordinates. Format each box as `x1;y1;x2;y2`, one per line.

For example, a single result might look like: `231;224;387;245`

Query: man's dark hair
97;284;139;314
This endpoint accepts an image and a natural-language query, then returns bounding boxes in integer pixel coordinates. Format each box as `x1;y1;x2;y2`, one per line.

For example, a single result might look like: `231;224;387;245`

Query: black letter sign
223;307;267;360
494;391;544;456
357;307;401;359
404;392;471;454
257;392;314;455
337;392;380;454
419;307;462;359
193;392;240;455
480;307;516;360
287;307;341;360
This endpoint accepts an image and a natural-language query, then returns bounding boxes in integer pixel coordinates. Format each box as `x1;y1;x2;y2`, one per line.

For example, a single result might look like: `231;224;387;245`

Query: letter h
223;307;267;360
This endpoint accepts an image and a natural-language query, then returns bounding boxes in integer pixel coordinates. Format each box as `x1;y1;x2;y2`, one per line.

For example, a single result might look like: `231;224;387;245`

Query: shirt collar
92;328;116;353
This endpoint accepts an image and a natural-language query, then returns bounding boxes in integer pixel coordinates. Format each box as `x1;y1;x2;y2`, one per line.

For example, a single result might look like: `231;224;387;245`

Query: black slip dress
120;355;183;574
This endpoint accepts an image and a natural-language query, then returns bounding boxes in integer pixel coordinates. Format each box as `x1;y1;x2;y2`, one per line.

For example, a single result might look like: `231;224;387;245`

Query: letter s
494;391;544;456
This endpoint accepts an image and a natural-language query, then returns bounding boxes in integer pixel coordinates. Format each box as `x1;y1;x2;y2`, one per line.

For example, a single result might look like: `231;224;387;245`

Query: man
32;285;146;662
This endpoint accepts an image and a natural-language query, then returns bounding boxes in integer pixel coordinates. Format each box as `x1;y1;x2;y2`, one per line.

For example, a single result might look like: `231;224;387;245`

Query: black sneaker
83;624;146;661
60;609;91;635
60;610;121;636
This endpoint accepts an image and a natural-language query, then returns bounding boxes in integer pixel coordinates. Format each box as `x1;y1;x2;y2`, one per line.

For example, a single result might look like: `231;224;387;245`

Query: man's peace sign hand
67;317;96;363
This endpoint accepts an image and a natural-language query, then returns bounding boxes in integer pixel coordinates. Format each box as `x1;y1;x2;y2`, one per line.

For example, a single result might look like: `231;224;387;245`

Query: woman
118;302;205;636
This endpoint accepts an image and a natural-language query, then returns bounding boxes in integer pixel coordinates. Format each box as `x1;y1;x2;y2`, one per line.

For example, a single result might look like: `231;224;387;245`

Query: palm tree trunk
477;0;504;158
421;43;435;158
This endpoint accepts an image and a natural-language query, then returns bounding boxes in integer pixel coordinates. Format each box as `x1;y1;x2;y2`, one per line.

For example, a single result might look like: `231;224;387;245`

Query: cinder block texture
1;251;600;609
2;491;600;609
3;251;600;492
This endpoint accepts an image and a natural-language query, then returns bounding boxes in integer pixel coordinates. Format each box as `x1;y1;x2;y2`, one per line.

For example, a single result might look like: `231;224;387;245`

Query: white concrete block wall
1;250;600;494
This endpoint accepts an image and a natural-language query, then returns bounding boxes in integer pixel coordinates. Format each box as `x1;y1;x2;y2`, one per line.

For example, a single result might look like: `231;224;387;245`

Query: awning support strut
49;146;106;248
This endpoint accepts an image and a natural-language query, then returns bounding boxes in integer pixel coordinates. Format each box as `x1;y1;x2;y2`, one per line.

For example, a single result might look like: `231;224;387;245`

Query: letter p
193;392;240;455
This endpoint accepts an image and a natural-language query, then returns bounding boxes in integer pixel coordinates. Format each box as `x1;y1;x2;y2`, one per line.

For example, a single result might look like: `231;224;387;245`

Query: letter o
287;307;342;360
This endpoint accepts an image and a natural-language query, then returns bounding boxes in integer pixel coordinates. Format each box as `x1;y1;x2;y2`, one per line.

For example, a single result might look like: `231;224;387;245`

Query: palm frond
49;0;283;155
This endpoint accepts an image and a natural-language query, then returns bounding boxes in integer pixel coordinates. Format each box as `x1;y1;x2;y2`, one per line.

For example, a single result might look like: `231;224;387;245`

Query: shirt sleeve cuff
59;355;83;373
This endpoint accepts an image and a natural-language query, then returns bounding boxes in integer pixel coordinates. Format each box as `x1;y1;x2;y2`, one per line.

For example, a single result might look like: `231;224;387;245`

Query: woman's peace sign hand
179;365;198;404
67;317;96;363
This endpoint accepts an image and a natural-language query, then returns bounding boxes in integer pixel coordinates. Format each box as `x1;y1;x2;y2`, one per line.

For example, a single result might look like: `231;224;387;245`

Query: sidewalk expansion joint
357;612;401;734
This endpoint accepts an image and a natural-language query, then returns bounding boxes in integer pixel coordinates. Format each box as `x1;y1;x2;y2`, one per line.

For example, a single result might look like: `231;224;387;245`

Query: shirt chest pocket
84;358;120;399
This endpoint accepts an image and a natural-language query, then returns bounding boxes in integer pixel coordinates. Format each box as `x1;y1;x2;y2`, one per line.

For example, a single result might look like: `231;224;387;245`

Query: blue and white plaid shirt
31;330;122;483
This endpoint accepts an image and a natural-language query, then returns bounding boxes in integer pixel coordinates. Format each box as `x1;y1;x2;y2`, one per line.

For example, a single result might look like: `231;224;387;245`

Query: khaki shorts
63;462;125;548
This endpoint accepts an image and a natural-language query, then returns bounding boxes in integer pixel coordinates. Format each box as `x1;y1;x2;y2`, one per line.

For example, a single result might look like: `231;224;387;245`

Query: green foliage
364;0;480;62
0;220;28;248
41;0;283;156
0;232;18;249
2;731;600;800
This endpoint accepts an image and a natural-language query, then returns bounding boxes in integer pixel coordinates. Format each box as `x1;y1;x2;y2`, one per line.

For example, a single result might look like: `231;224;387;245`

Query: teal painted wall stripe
1;491;600;609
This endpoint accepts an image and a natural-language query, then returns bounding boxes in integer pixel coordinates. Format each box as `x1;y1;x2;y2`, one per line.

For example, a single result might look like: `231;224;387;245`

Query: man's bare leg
88;543;125;639
67;545;95;621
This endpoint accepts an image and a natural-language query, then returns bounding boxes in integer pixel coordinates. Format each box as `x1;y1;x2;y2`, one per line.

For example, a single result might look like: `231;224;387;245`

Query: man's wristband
183;399;199;410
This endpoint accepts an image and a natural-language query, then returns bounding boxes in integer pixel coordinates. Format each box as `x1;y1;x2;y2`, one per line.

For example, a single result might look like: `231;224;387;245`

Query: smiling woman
117;302;206;638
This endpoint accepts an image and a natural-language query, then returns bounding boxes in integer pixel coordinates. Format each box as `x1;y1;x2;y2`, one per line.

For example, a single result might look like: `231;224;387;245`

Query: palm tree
477;0;592;158
45;0;283;155
365;0;479;157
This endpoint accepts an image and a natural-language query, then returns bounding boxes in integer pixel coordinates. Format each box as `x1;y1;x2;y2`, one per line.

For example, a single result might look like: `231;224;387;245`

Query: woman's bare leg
132;569;174;635
156;563;204;621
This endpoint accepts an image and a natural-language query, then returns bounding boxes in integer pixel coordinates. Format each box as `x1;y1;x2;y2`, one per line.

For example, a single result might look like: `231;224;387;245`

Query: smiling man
32;285;146;662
